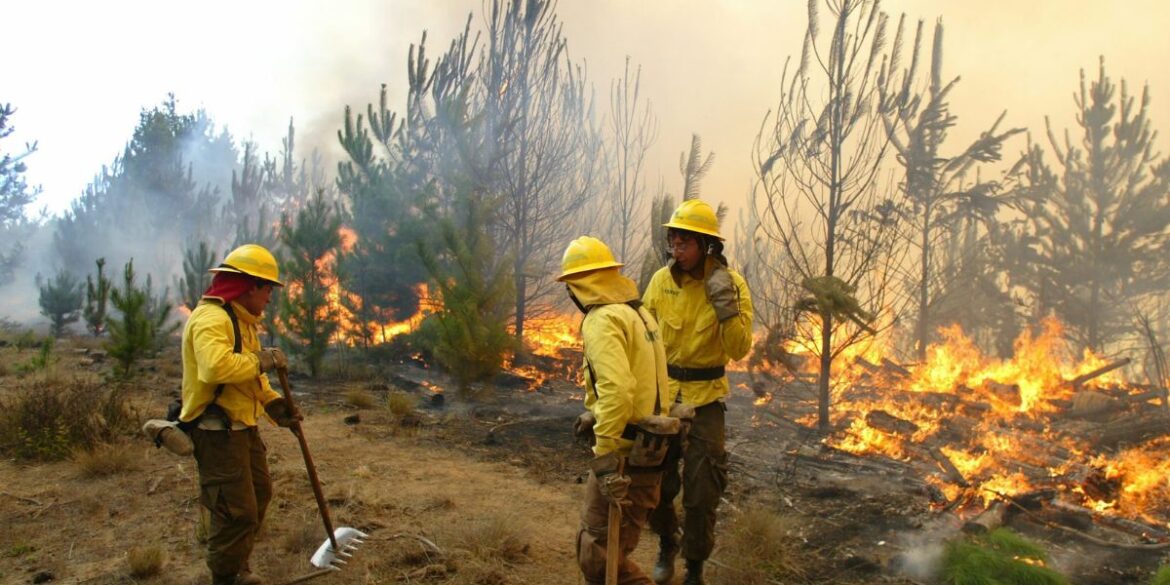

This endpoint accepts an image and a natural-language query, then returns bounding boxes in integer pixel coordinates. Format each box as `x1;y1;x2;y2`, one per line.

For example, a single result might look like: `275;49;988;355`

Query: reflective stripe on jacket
570;269;670;457
642;259;753;407
180;299;281;426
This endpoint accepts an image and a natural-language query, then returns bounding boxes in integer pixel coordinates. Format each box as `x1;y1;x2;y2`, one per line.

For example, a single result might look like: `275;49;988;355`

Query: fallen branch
996;493;1170;551
0;491;43;506
1068;358;1132;389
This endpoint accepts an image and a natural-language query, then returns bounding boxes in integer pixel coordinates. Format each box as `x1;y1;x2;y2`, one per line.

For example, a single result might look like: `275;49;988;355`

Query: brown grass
386;390;416;418
709;505;806;585
345;388;377;409
126;545;166;578
72;441;139;477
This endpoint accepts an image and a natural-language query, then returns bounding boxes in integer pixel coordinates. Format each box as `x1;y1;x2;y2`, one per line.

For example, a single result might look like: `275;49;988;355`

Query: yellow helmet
557;236;623;281
663;199;722;240
209;244;284;286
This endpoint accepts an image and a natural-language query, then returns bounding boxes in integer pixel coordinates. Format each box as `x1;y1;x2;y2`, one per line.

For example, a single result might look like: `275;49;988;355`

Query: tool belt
620;415;681;470
667;364;725;382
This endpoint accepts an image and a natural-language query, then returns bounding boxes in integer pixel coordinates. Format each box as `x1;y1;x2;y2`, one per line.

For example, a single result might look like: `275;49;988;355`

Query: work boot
682;559;705;585
652;534;679;584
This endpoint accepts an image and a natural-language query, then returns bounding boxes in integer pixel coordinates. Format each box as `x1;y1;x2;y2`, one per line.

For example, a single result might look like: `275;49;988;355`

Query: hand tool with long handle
605;458;625;585
276;367;367;570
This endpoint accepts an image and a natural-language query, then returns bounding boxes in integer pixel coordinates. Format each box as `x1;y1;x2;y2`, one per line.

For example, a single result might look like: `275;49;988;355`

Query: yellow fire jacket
570;268;670;457
642;257;753;407
180;298;281;426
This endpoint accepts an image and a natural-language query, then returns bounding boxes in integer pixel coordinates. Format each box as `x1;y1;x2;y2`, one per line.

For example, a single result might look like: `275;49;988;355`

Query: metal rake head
310;527;368;570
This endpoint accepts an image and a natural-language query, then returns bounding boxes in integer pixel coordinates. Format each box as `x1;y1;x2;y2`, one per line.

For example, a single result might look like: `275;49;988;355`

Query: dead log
1093;412;1170;450
933;414;981;443
881;358;912;378
926;445;970;487
865;410;920;436
1047;499;1170;540
1067;357;1132;389
962;500;1007;534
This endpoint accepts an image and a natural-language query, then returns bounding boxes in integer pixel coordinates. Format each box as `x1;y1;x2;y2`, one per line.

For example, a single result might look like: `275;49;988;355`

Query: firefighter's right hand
256;347;288;373
574;411;596;439
599;473;632;509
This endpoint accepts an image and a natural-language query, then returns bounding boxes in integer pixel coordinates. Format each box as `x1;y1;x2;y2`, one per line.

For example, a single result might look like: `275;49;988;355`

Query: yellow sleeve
191;315;263;386
642;270;661;321
583;309;635;456
720;272;754;361
259;373;282;404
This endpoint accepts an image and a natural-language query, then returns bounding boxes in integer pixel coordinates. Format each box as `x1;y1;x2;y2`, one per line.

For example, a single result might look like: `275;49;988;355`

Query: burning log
865;410;919;436
926;445;970;488
1046;500;1170;541
1093;412;1170;450
962;500;1008;534
881;358;912;379
933;414;981;443
1067;357;1132;389
981;381;1021;408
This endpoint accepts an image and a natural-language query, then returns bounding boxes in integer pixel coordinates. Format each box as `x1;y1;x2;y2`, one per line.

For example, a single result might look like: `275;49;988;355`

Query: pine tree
175;241;217;311
0;103;40;284
37;270;83;337
83;258;112;337
417;184;516;388
279;190;343;377
106;260;154;377
1005;58;1170;352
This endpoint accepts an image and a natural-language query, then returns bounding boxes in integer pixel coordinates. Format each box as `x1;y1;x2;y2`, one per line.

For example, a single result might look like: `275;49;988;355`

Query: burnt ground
369;359;1170;585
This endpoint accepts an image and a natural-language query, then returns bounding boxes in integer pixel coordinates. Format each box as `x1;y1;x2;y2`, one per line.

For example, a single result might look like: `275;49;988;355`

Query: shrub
710;506;805;585
0;378;139;461
126;545;165;578
1152;565;1170;585
345;388;377;409
386;391;416;418
73;442;138;477
14;337;54;373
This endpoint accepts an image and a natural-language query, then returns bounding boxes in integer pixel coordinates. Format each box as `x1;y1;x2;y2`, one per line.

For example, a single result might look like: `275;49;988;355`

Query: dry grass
386;390;416;418
447;512;531;565
281;520;325;555
709;505;806;585
0;377;139;461
345;388;378;409
72;441;139;477
126;545;166;578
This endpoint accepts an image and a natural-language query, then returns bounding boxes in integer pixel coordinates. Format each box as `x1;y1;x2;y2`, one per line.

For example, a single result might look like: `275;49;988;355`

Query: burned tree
600;57;657;264
753;0;901;430
879;18;1023;359
480;0;602;343
1005;58;1170;352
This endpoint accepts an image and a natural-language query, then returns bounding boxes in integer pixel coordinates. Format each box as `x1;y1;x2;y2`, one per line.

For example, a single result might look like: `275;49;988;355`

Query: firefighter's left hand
705;264;739;322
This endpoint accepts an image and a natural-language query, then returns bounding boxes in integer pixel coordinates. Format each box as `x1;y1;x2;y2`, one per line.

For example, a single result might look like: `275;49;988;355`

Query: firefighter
181;244;301;585
643;199;754;585
564;236;675;585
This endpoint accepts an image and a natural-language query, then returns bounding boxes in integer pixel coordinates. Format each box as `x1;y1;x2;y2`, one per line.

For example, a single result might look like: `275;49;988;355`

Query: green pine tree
417;184;516;388
279;190;343;377
83;258;112;337
37;270;84;337
175;241;217;311
105;260;154;377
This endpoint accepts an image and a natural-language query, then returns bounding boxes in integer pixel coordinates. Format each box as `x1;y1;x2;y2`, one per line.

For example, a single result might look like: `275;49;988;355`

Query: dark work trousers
576;467;663;585
191;426;272;580
648;401;728;561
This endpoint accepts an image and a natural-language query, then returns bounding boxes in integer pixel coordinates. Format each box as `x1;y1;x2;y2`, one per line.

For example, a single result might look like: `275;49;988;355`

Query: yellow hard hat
557;236;623;281
663;199;722;240
209;244;283;286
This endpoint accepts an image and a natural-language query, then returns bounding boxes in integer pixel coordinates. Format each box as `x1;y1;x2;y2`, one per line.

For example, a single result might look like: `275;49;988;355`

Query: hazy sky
6;0;1170;223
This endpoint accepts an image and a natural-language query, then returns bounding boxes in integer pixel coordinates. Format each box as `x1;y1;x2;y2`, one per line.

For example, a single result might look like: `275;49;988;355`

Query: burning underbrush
753;316;1170;543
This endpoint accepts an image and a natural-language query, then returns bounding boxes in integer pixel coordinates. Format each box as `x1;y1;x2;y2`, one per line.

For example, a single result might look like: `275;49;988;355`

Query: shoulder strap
213;303;243;400
624;300;663;416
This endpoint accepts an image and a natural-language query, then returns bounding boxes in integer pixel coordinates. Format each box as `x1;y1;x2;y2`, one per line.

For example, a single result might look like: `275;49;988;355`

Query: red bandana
202;271;255;305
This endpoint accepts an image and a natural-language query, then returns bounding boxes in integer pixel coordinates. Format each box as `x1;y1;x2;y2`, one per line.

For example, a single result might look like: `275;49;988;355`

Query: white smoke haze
4;0;1170;327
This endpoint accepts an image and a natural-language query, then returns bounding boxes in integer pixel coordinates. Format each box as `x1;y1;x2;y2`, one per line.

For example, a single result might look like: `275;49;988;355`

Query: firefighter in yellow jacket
181;244;300;585
643;200;753;585
563;236;673;585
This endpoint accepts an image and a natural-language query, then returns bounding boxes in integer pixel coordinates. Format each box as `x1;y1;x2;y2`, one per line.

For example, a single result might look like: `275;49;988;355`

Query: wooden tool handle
276;368;338;551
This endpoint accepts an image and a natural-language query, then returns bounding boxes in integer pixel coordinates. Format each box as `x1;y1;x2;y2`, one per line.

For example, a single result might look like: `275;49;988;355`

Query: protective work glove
264;397;303;428
669;403;696;439
704;263;740;322
590;452;633;510
255;347;288;373
573;411;596;439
